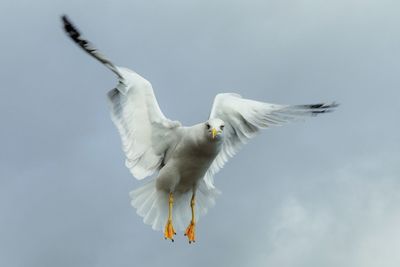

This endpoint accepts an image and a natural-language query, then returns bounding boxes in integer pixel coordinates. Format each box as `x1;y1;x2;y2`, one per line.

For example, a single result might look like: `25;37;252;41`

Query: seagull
62;15;338;243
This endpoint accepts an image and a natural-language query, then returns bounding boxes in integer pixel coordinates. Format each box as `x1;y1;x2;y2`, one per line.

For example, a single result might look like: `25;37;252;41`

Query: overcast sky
1;0;400;266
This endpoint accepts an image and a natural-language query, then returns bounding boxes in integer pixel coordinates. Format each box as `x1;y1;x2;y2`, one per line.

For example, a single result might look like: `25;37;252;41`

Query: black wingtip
61;15;79;35
306;102;339;109
292;101;339;116
61;14;86;47
311;102;339;115
61;14;71;29
61;14;68;22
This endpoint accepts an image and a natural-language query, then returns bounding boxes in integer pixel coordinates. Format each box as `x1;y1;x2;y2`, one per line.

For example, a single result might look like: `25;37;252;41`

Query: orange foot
184;221;196;244
164;219;176;242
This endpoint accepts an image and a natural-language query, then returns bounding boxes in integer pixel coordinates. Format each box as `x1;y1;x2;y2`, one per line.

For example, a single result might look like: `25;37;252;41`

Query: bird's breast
172;136;222;192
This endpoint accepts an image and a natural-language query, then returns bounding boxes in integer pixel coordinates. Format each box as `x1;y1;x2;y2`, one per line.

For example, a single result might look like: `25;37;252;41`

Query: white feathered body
130;124;223;230
156;124;223;193
104;69;220;230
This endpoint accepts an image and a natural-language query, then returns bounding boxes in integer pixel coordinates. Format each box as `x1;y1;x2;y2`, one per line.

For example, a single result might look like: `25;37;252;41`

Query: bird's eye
220;125;224;130
206;123;210;129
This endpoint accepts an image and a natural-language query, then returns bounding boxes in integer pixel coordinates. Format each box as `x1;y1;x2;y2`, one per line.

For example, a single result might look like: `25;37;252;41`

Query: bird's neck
188;125;223;156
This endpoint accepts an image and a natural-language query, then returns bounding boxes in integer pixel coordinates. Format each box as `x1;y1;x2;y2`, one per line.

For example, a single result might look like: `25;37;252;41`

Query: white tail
130;179;220;231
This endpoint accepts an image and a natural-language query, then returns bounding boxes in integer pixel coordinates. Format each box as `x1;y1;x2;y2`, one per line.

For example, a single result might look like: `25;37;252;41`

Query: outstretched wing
108;68;182;179
62;15;181;179
204;93;338;188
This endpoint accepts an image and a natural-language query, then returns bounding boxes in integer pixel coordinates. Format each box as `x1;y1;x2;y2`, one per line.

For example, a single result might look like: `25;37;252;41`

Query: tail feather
137;190;157;217
143;199;159;226
130;179;220;231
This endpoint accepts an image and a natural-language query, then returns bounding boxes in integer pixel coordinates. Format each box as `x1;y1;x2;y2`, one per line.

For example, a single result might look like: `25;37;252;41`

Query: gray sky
1;0;400;266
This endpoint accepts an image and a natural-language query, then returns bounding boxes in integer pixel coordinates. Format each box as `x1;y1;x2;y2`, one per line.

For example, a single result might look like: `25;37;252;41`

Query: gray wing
204;93;338;188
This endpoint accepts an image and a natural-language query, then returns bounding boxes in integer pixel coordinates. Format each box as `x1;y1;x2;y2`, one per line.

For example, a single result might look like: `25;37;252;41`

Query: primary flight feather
62;15;338;243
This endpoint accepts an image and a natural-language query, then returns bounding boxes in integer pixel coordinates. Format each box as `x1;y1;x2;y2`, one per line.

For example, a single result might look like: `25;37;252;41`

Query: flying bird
62;15;338;243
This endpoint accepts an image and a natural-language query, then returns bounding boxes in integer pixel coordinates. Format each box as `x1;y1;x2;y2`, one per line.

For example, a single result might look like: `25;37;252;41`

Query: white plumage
107;67;181;180
62;16;338;241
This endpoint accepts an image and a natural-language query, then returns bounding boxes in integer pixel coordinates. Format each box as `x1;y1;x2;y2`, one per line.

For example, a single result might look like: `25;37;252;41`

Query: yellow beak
212;128;218;139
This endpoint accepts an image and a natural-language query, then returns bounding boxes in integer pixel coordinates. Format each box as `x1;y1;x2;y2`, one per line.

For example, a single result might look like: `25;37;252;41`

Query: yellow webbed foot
184;221;196;244
164;219;176;242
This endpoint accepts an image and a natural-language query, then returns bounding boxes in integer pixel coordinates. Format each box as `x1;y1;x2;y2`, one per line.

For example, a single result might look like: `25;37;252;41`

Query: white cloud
250;158;400;267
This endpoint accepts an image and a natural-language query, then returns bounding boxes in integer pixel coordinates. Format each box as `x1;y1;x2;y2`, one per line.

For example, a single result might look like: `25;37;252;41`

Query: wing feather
204;93;338;188
62;15;181;179
108;68;181;179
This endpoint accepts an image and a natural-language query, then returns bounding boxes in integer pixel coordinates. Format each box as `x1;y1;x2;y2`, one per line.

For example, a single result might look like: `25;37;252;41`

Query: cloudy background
1;0;400;266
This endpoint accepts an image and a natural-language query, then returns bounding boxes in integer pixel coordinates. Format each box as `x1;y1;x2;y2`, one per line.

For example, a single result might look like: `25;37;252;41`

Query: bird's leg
184;193;196;243
164;192;176;242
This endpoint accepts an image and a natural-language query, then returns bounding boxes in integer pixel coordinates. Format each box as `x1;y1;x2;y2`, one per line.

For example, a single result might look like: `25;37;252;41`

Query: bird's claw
164;219;176;242
184;220;196;244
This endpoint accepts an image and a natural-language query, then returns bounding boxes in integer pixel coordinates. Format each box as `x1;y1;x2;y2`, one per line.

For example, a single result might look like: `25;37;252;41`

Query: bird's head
205;118;225;141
